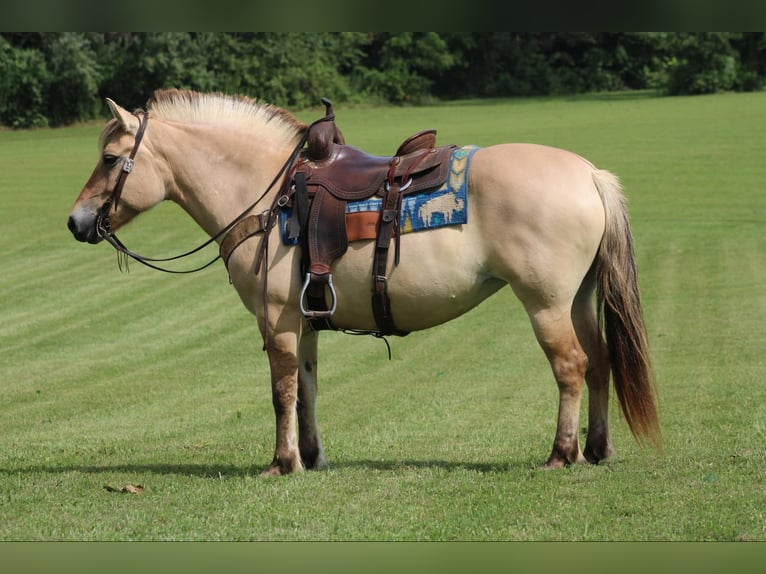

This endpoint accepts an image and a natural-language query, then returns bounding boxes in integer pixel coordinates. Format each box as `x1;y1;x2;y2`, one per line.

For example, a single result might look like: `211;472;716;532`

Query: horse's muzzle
67;210;102;244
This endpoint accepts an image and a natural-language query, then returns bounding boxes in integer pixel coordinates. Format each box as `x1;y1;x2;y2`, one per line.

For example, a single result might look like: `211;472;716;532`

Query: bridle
95;109;315;274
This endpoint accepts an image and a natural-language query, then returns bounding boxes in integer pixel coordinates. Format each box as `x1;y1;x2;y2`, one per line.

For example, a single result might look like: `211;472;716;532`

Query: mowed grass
1;92;765;541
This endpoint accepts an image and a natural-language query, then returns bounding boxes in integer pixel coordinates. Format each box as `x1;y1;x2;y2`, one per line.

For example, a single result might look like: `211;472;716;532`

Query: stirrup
299;273;337;318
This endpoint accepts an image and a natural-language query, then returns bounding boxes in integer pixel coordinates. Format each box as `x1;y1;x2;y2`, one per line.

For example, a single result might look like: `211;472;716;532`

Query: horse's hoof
584;444;615;464
261;455;305;476
542;449;587;469
261;465;284;477
541;458;567;470
299;447;328;471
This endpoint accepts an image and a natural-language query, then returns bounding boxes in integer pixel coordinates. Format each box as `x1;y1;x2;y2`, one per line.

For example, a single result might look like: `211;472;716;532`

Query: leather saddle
289;98;456;336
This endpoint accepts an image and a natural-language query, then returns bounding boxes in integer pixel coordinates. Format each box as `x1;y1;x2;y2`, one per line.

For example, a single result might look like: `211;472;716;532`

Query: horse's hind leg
526;306;589;468
297;330;327;470
572;276;615;464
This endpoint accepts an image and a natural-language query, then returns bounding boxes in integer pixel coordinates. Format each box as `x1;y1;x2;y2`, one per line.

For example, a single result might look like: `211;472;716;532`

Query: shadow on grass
0;458;536;478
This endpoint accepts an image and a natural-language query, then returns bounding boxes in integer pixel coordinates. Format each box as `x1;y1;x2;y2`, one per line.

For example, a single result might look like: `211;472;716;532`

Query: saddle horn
307;97;344;160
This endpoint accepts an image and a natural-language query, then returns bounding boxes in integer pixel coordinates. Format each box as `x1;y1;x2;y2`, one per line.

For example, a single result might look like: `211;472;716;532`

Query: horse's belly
328;227;503;332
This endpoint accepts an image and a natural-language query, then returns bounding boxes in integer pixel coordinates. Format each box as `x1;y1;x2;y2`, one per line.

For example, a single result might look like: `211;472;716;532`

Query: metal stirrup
299;273;338;318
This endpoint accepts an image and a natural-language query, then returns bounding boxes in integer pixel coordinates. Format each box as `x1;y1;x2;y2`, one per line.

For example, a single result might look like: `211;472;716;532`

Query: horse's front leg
297;329;327;470
262;329;303;476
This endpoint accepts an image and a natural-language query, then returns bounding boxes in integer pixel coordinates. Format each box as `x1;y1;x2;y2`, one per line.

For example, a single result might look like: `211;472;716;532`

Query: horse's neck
156;121;296;239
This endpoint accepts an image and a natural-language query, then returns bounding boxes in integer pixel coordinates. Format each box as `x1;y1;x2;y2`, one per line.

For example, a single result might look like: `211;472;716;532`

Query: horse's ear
106;98;139;134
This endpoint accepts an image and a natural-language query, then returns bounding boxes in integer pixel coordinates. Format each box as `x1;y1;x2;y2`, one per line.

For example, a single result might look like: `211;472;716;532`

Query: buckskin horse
67;89;660;475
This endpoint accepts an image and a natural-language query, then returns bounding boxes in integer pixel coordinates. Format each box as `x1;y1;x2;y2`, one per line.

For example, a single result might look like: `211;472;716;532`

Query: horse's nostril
67;214;91;242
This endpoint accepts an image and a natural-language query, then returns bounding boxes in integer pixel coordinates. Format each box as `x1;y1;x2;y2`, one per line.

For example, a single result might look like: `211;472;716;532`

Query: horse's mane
145;89;308;146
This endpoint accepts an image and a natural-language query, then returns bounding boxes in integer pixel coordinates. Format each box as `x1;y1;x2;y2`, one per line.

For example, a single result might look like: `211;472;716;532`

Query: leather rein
95;110;316;274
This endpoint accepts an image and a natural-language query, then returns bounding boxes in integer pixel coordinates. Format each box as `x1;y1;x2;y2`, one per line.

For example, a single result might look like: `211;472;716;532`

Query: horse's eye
102;154;119;168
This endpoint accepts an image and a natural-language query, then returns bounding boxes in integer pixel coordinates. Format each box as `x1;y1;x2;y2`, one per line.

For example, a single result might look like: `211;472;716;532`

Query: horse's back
471;142;600;205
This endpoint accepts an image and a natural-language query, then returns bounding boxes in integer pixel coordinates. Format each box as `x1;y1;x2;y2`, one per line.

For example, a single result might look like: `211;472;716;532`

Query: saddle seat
290;99;457;336
303;132;446;201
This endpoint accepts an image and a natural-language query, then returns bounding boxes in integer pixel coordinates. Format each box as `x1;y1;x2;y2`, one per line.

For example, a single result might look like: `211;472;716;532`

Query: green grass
1;92;765;541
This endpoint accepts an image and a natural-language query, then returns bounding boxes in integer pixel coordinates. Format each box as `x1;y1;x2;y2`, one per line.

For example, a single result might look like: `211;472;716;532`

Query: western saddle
221;98;457;337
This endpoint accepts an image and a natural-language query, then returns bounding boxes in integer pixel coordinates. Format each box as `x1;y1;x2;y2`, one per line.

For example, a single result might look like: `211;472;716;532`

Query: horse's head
67;99;166;244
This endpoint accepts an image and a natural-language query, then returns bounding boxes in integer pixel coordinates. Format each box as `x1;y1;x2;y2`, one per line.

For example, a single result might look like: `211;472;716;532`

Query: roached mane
146;89;308;147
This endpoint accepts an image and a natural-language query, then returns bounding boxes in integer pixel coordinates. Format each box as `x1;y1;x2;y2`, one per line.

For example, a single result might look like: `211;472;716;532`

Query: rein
95;111;314;274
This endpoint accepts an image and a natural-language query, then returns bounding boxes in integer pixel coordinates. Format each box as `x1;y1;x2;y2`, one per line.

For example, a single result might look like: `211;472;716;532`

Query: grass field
1;91;765;542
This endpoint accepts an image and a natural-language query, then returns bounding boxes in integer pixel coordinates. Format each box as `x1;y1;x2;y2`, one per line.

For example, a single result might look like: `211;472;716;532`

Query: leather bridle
94;110;316;274
97;111;149;223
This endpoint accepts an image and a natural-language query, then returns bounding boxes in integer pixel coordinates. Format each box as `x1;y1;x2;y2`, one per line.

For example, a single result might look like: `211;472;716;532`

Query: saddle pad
280;145;480;245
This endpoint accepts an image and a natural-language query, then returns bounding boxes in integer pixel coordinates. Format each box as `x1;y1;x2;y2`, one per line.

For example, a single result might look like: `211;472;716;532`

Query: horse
67;89;660;476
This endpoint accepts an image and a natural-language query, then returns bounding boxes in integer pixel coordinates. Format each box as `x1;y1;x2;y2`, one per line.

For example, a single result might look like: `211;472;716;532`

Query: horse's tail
591;169;661;447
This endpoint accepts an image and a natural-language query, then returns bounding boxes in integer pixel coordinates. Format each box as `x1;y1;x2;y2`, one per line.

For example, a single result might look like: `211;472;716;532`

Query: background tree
664;32;740;95
352;32;458;103
0;35;49;127
43;33;101;126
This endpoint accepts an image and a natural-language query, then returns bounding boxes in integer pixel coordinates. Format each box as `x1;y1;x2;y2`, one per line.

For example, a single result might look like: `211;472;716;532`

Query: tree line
1;32;764;128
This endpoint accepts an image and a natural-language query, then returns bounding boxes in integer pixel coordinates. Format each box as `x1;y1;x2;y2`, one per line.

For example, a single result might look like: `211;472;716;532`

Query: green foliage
353;32;457;103
457;33;553;96
43;33;101;126
204;32;368;108
665;33;740;95
89;32;367;111
730;32;766;91
98;33;219;111
1;32;765;128
0;36;49;128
